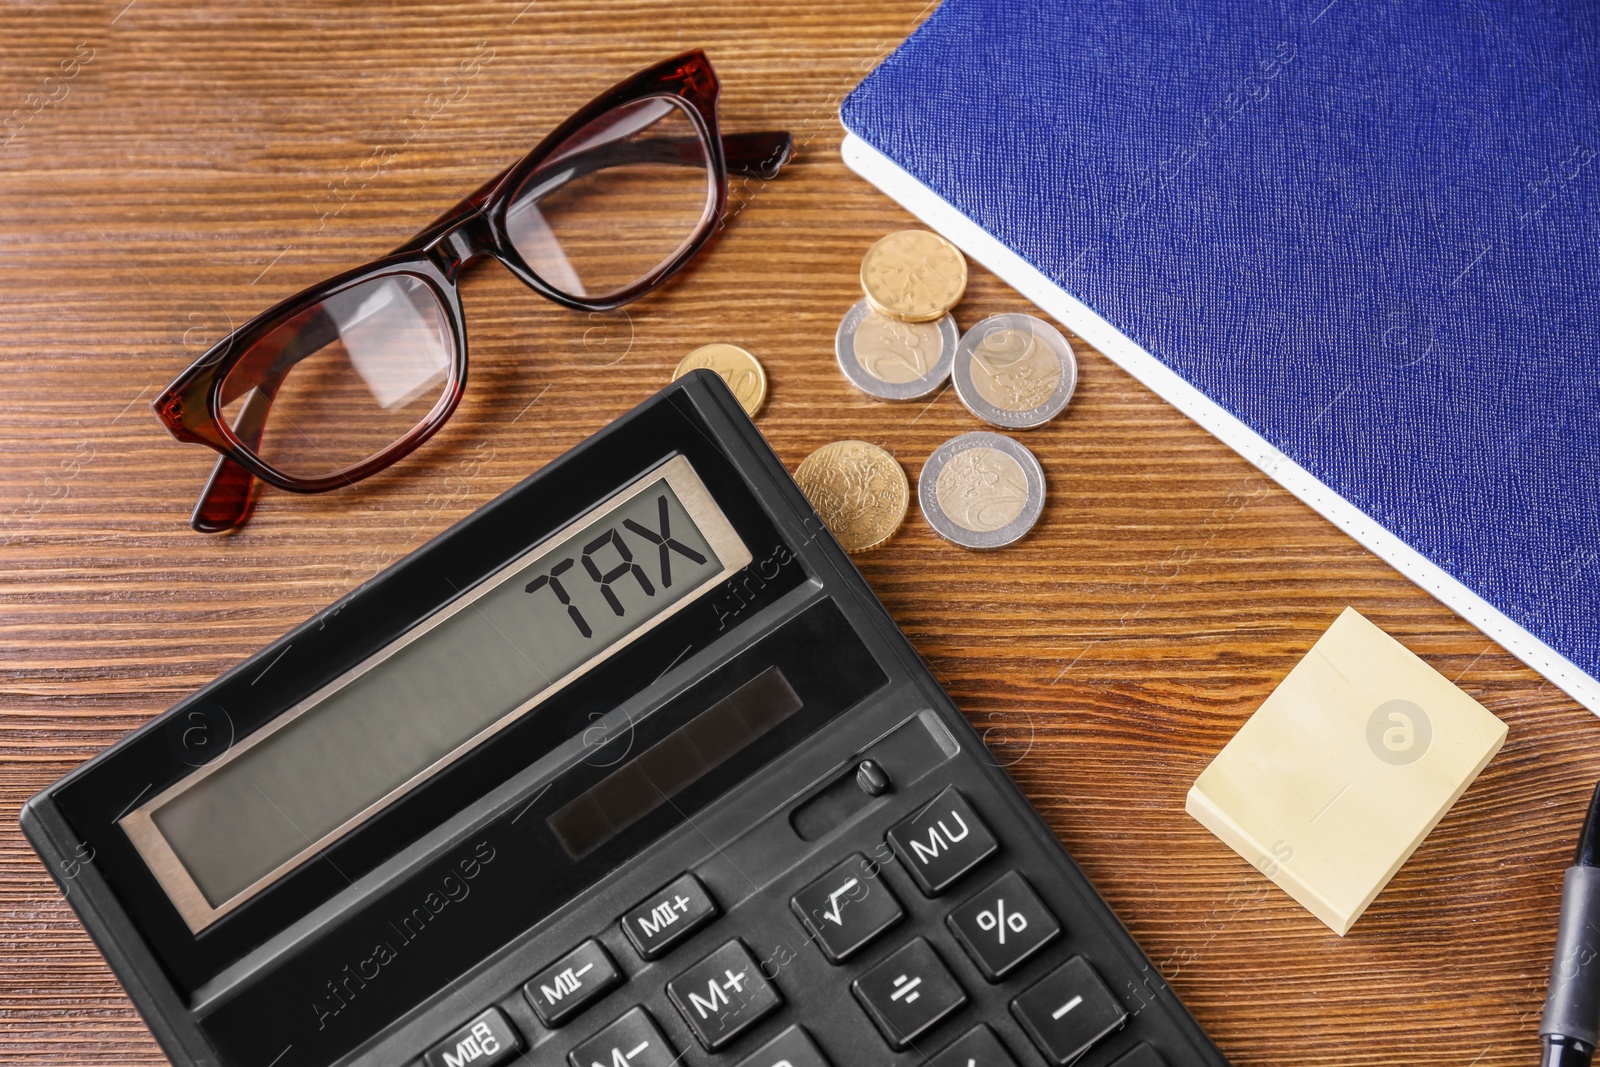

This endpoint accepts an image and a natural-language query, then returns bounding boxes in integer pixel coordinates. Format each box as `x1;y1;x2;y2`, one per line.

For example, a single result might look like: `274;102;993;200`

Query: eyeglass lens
217;274;455;481
505;96;715;301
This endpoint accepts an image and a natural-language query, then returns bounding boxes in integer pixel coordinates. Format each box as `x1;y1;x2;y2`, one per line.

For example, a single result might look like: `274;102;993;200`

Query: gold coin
859;229;968;322
672;344;767;417
793;441;909;553
934;446;1030;533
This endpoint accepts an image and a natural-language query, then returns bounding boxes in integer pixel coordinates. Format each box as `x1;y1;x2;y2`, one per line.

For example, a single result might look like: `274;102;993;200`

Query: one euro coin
834;298;957;400
918;432;1045;549
951;313;1077;429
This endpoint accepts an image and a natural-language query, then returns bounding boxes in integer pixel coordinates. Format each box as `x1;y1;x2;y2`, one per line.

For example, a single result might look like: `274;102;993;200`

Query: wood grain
0;2;1594;1064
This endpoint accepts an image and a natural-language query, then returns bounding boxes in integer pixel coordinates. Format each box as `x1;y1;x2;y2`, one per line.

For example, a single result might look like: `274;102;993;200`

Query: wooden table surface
1;2;1594;1064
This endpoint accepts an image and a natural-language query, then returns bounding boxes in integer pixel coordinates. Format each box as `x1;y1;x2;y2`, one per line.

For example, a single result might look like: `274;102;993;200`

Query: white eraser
1186;607;1507;935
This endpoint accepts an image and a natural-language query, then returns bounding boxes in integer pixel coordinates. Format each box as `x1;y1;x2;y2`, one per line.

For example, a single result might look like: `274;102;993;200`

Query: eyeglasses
153;50;792;534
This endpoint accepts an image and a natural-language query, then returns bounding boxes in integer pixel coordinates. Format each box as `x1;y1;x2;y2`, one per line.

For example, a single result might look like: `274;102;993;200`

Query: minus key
1010;956;1127;1065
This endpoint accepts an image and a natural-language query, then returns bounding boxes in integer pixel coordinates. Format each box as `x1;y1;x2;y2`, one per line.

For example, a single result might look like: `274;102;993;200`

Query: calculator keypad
851;937;969;1049
947;870;1062;981
418;781;1169;1067
887;786;999;895
567;1006;675;1067
790;852;904;962
665;939;783;1051
1011;956;1129;1065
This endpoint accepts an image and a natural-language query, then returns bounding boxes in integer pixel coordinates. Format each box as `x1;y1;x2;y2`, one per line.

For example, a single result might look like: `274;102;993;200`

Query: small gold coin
859;229;968;322
792;440;909;553
672;344;767;417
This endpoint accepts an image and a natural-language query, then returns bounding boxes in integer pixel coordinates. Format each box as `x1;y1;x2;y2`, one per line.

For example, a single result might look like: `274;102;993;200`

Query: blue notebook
841;0;1600;713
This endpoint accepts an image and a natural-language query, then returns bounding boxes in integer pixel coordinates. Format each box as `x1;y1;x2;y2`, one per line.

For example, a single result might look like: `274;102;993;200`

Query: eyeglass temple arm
191;310;341;532
191;382;279;533
397;130;793;255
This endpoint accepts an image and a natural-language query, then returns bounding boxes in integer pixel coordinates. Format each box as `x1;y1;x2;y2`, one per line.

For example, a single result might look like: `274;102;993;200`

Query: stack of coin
836;230;967;400
809;230;1080;551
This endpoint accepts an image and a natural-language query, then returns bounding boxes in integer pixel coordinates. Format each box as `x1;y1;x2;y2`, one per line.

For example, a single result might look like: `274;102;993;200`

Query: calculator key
422;1007;521;1067
523;939;623;1027
851;937;968;1050
621;872;718;960
886;786;998;895
568;1006;676;1067
1011;956;1128;1066
946;869;1061;980
733;1024;832;1067
666;939;783;1051
791;852;904;962
929;1024;1020;1067
1109;1044;1167;1067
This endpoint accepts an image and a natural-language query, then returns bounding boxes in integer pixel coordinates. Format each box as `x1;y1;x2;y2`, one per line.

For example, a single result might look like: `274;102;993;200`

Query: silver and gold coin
793;440;909;553
951;313;1077;429
918;432;1045;549
672;343;767;417
859;229;968;323
834;298;957;400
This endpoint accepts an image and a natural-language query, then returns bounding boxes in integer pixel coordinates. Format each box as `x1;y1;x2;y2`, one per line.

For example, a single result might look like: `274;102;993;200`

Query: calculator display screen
122;455;750;931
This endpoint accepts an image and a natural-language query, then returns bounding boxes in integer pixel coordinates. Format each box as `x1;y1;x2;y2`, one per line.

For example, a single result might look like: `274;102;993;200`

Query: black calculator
21;371;1229;1067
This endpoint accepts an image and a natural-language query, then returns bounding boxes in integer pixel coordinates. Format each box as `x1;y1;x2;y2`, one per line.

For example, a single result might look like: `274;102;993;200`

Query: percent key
947;870;1062;980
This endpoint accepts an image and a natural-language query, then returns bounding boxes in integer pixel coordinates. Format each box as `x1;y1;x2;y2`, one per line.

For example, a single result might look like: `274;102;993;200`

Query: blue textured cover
843;0;1600;684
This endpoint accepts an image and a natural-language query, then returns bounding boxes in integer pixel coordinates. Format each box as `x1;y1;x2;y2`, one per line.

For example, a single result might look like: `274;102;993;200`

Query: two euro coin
834;298;957;400
951;314;1077;429
919;432;1045;549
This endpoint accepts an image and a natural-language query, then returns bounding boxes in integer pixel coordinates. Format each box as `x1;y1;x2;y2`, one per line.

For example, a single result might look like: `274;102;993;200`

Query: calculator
21;371;1229;1067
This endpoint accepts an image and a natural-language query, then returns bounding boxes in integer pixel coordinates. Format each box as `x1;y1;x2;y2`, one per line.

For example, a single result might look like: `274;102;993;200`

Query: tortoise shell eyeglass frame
151;50;793;534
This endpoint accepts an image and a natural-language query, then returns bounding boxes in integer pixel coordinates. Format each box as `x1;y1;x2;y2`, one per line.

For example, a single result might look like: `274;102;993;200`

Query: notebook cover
840;0;1600;713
